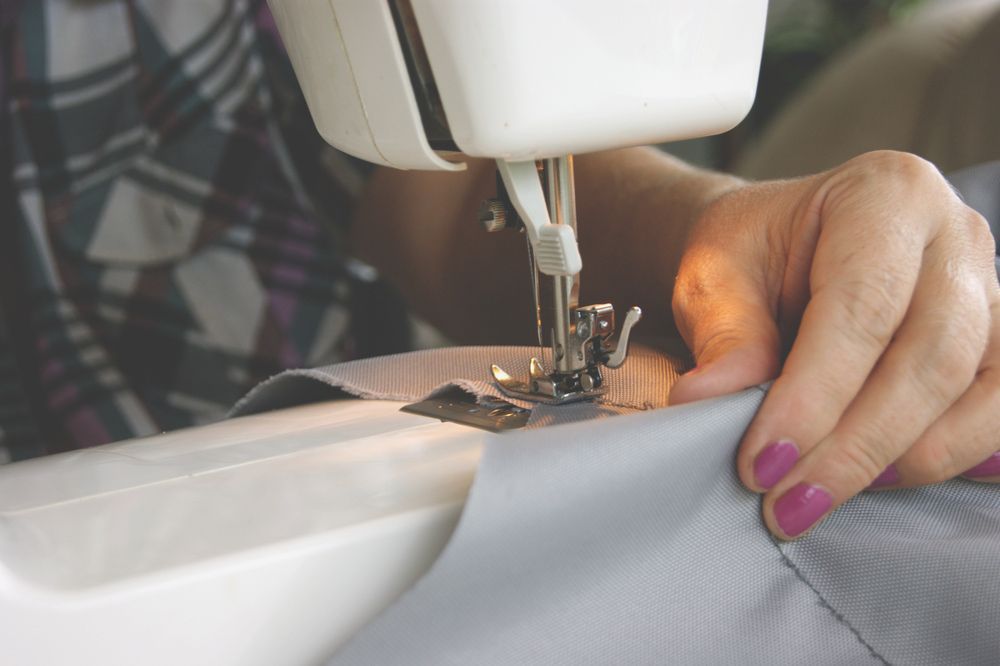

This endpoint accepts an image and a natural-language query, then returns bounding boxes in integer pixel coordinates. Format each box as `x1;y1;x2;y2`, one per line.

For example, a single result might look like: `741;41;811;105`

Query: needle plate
401;391;531;432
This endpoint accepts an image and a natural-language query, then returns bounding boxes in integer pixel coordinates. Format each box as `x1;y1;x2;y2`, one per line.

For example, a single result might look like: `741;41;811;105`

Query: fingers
667;283;782;406
895;368;1000;486
671;150;999;542
669;344;780;406
758;251;991;538
874;300;1000;488
735;168;932;493
669;192;784;405
762;284;989;538
963;450;1000;482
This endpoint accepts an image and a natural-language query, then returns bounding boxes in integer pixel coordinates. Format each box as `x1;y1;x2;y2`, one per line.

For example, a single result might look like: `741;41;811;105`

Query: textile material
231;344;687;427
0;1;388;461
230;346;1000;664
328;388;1000;665
783;483;1000;665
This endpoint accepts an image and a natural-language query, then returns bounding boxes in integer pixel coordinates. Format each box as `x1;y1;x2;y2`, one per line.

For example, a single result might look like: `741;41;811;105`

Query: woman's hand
668;150;1000;539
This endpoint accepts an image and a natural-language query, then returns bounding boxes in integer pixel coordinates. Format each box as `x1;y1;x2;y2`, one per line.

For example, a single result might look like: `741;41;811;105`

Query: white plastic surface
0;400;488;665
411;0;768;160
271;0;766;166
267;0;461;170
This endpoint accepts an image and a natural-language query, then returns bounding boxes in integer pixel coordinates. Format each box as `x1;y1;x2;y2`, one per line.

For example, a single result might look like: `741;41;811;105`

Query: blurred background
662;0;1000;178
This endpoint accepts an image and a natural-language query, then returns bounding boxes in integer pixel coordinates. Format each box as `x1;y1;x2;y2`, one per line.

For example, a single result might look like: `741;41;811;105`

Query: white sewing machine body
0;400;489;664
269;0;768;169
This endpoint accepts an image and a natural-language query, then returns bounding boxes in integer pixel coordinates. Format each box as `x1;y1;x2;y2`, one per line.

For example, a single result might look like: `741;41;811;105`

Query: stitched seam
770;537;892;665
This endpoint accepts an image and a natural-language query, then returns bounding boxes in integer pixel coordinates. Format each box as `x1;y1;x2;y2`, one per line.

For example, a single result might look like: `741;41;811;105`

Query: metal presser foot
491;305;642;405
482;155;643;406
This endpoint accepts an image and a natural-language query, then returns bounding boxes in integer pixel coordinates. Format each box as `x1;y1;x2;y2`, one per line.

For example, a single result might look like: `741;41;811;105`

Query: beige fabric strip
231;344;687;428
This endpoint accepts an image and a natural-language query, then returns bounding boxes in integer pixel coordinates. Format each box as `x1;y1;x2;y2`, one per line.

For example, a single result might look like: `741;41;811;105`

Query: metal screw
577;320;591;339
580;373;595;391
598;319;610;331
478;199;507;233
489;407;517;418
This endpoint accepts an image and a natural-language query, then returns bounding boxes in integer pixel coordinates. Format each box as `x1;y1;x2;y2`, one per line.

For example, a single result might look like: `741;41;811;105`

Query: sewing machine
270;0;768;404
0;2;767;663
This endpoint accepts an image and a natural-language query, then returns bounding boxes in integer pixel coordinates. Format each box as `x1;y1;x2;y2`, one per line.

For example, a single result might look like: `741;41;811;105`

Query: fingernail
964;452;1000;478
867;464;899;489
753;440;799;490
774;483;833;538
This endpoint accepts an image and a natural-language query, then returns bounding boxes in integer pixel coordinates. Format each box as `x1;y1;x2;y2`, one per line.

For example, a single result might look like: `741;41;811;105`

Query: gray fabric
324;384;999;665
332;387;876;664
231;346;999;664
783;482;1000;665
231;344;685;427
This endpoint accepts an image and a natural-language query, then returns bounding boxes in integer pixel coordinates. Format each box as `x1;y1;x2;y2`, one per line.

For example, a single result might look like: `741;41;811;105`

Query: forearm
351;147;743;343
573;148;744;334
351;159;516;343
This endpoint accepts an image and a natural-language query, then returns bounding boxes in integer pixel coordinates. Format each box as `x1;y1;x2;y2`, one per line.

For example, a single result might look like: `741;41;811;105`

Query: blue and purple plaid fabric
0;0;392;461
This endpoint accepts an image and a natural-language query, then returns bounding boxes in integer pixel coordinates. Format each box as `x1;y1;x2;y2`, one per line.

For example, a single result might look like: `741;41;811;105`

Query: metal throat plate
401;391;531;432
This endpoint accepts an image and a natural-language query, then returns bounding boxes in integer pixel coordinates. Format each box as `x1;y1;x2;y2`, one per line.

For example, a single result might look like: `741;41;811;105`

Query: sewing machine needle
526;236;544;347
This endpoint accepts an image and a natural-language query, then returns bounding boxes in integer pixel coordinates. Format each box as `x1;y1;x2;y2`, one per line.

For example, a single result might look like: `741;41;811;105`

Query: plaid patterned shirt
0;0;407;462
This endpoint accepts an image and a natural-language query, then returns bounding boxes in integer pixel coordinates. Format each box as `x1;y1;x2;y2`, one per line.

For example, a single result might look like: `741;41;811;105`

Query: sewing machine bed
0;400;488;665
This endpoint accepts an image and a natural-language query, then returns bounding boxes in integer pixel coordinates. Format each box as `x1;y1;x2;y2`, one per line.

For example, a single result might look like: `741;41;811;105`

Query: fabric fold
229;344;1000;664
329;383;999;664
231;344;686;428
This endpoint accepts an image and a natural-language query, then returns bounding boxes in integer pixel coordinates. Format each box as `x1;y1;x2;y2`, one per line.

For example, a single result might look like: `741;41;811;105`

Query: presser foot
490;305;642;405
491;358;606;405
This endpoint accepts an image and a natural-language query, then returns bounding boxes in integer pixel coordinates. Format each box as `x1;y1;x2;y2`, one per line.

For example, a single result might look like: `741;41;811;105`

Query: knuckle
963;209;995;252
828;277;904;350
671;272;711;334
673;270;710;309
980;366;1000;402
909;316;983;403
906;439;964;485
834;435;893;488
907;368;1000;485
851;151;943;189
942;207;998;279
693;323;749;359
971;367;1000;421
807;366;858;411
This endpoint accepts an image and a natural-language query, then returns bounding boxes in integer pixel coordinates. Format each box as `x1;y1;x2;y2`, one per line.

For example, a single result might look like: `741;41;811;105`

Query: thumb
669;261;782;405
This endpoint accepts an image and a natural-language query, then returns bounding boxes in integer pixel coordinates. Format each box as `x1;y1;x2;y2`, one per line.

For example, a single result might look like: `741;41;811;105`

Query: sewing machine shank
485;157;643;404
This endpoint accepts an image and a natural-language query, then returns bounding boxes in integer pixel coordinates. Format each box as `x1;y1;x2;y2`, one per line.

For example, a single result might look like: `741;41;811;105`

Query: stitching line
770;536;892;665
752;382;890;662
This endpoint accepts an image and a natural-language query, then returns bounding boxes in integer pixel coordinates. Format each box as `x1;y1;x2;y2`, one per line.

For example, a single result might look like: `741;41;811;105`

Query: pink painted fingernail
964;452;1000;478
774;483;833;538
867;464;899;489
753;440;799;490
